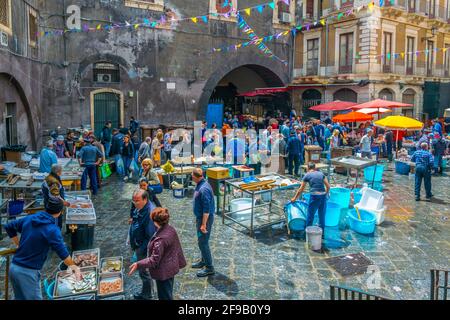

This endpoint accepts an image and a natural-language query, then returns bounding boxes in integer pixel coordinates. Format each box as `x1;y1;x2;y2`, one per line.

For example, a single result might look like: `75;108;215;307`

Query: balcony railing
306;60;319;76
339;65;353;74
381;0;449;21
383;64;392;73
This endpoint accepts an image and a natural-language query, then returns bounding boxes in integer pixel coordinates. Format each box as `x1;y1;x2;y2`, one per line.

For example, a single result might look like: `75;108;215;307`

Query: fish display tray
72;248;100;268
66;206;96;225
97;272;124;298
100;257;123;274
53;266;98;298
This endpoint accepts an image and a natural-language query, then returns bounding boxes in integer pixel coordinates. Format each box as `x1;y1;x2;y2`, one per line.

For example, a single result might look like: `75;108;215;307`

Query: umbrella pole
395;130;399;159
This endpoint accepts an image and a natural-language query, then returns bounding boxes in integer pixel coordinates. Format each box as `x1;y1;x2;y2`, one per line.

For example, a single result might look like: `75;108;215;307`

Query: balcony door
339;33;353;74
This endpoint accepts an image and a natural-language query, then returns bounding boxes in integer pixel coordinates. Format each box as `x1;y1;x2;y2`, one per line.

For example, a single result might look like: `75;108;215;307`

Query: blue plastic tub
352;188;363;204
348;209;376;235
7;200;25;216
285;201;307;232
173;188;185;199
395;160;410;175
330;188;351;208
364;165;384;182
302;193;310;203
325;202;341;227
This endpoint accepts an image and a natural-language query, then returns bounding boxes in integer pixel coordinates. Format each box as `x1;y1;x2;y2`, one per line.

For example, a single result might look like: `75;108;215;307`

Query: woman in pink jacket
129;207;186;300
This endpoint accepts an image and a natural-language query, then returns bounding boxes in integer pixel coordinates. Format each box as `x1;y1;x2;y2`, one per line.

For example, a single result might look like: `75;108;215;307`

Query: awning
309;100;357;112
353;99;413;110
333;111;373;123
238;87;289;97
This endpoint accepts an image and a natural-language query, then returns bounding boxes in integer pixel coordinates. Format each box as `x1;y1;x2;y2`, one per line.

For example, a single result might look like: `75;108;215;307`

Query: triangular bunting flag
134;24;139;29
191;17;198;23
202;16;208;23
245;8;251;16
257;5;264;13
268;2;275;10
96;24;102;30
400;52;405;59
320;19;325;26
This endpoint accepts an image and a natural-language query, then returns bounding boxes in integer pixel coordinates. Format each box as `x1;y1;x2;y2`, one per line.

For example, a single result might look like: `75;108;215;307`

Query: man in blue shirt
287;131;302;176
191;168;215;277
313;120;325;150
39;140;58;173
226;131;246;165
411;142;434;201
78;138;103;195
4;197;80;300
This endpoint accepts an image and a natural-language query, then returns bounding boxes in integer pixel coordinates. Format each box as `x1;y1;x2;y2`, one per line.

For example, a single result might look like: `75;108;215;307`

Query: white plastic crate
356;187;384;211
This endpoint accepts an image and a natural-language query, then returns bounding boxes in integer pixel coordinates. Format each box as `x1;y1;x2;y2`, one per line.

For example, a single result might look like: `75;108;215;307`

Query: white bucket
306;226;323;251
230;198;255;215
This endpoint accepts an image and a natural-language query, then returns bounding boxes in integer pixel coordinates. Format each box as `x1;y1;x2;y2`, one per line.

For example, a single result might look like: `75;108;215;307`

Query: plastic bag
100;163;112;178
129;159;140;175
115;156;125;176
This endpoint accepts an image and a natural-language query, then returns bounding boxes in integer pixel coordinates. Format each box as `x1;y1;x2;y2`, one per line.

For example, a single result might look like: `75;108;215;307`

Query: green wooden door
93;92;120;137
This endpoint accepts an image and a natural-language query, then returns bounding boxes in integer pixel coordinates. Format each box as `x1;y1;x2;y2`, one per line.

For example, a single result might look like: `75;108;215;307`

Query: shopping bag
129;159;140;175
100;163;112;179
116;156;125;176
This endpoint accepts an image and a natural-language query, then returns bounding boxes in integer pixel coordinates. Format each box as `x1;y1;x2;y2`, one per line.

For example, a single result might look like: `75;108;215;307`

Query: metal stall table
222;173;300;237
330;156;378;188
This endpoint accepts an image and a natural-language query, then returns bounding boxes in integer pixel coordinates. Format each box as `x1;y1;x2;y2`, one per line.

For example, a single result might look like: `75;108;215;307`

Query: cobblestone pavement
1;164;449;300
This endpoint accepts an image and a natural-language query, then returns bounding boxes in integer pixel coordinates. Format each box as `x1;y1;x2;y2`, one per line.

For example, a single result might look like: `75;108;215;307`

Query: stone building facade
1;0;297;148
291;0;450;120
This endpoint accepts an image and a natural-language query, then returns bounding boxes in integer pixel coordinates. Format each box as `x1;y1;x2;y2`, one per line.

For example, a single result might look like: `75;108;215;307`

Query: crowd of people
2;110;449;300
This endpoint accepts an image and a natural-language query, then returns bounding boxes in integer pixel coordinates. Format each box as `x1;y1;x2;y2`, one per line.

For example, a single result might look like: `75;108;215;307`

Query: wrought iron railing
330;285;389;300
430;269;449;300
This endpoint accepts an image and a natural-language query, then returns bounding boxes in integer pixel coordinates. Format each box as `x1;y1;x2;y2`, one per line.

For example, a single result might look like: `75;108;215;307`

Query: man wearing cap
54;135;70;158
42;164;69;229
360;129;373;159
432;119;443;137
39;140;58;173
4;197;81;300
78;137;103;195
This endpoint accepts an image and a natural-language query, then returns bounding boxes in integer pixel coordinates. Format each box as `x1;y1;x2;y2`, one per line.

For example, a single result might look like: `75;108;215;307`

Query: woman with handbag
121;135;135;181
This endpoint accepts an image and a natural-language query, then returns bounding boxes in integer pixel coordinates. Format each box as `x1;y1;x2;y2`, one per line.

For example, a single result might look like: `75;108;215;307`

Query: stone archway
379;88;395;101
333;88;358;102
0;73;37;150
198;56;288;119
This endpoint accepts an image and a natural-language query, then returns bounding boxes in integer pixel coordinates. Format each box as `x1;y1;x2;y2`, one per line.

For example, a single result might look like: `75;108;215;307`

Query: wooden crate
206;167;230;180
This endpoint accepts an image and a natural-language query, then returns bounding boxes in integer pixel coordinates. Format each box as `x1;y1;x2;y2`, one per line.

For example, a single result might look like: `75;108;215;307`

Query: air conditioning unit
280;13;292;23
0;32;8;47
97;74;112;83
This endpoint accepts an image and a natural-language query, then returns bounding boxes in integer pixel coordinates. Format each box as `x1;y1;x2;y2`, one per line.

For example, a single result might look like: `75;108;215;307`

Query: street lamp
421;26;437;42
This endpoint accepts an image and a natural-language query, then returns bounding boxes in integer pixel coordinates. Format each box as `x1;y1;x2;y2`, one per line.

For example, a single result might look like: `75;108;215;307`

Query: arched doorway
402;88;416;117
379;88;394;101
205;64;286;127
0;73;36;149
333;88;358;102
302;89;322;118
90;89;124;137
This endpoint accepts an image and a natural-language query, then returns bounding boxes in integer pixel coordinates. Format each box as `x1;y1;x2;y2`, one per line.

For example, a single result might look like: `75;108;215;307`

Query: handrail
1;248;17;301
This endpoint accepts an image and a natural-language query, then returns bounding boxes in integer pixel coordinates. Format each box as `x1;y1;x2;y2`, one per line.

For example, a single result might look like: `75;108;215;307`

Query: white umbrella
358;108;392;115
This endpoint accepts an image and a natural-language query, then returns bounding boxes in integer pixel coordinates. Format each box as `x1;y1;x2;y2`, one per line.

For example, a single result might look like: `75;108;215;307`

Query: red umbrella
332;111;374;123
352;99;413;110
309;100;358;112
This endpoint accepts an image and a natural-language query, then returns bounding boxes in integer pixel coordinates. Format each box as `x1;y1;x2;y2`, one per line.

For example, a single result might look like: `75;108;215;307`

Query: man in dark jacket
4;197;80;300
191;168;215;277
287;131;302;176
109;129;123;157
100;121;113;158
129;189;156;300
432;136;447;175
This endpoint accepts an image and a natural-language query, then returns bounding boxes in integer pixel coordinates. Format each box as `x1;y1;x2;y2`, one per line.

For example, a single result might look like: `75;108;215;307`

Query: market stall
221;173;300;237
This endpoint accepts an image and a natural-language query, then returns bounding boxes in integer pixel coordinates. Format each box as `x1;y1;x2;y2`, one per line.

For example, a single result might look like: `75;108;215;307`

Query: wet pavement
1;164;449;300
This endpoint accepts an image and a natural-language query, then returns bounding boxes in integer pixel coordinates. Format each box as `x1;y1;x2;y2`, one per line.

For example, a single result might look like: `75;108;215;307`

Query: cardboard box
206;167;229;180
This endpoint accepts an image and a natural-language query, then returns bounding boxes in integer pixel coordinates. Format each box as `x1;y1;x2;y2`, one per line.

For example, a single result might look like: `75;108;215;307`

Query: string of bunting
236;13;288;65
212;2;375;54
36;1;283;38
